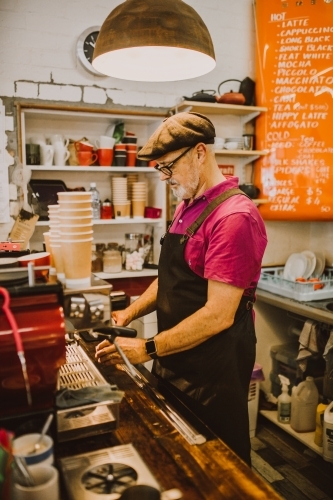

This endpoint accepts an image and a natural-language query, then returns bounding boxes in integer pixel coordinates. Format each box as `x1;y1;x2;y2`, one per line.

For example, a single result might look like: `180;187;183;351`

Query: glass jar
124;233;144;271
103;247;122;273
91;244;103;272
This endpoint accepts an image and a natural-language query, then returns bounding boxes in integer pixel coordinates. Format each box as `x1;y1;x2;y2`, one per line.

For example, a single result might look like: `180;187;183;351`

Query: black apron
153;189;256;466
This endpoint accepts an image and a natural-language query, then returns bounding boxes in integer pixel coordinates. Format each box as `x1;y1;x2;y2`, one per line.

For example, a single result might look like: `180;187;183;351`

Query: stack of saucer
111;176;130;218
131;181;147;218
224;137;244;150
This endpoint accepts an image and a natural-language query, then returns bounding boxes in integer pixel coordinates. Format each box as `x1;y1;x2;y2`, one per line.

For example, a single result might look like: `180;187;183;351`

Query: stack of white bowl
224;137;244;150
57;192;93;289
131;181;147;218
111;176;130;218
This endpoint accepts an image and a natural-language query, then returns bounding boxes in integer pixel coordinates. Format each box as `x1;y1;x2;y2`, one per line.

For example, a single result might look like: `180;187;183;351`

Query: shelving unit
18;104;166;274
260;410;323;456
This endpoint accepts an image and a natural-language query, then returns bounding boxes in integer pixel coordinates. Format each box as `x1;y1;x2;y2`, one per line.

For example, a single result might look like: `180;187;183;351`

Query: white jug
290;376;319;432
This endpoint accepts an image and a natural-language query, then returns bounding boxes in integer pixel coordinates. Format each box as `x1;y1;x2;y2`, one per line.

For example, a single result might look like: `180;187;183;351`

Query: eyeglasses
153;147;193;176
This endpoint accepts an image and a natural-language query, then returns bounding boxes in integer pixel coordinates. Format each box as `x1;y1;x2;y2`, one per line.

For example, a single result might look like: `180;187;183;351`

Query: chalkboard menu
254;0;333;220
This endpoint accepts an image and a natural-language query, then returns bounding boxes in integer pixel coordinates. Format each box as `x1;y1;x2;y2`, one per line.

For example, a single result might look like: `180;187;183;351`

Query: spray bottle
277;375;291;424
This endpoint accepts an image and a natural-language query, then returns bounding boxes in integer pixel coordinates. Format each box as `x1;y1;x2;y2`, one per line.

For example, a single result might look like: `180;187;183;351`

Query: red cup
98;148;113;166
126;151;137;167
74;141;94;152
77;151;98;166
115;143;127;152
148;160;157;167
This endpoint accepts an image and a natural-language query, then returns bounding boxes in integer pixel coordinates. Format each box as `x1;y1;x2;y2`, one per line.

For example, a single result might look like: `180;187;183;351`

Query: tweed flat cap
137;112;216;161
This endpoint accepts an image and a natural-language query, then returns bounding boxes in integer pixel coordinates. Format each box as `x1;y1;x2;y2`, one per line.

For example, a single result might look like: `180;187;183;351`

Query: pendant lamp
92;0;216;82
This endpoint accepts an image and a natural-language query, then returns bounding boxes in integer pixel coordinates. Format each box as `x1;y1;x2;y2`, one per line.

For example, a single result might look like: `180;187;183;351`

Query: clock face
77;26;102;75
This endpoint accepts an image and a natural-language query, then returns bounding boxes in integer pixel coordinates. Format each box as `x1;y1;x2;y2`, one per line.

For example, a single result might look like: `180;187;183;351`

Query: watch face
77;26;102;75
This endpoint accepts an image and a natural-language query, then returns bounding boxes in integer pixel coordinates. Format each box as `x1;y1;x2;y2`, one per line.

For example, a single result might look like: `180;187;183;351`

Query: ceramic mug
95;136;115;149
75;140;94;152
77;151;98;166
53;145;70;166
40;144;54;166
12;465;59;500
50;134;69;148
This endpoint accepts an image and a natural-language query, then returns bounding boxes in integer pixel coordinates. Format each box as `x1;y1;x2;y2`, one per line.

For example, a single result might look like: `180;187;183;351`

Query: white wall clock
77;26;103;75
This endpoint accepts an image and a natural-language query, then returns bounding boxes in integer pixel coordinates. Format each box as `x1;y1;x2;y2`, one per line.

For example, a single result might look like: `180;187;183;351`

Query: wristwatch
145;337;158;359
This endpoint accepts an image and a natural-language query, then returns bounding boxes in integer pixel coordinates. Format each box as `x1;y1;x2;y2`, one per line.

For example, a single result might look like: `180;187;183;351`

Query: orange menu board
254;0;333;220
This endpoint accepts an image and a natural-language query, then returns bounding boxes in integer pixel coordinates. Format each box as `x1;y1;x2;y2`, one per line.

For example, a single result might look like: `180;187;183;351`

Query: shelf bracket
240;111;261;126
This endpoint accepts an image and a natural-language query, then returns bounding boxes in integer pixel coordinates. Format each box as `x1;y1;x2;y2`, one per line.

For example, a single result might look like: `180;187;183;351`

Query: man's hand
95;337;151;366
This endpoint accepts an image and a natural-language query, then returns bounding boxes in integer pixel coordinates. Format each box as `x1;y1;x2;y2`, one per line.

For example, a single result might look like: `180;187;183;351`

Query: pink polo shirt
170;176;267;295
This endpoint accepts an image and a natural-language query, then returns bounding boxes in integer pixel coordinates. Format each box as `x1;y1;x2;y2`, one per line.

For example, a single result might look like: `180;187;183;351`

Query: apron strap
180;188;249;243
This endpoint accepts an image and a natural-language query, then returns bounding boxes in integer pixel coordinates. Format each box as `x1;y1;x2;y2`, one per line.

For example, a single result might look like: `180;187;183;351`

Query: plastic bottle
277;374;291;424
323;400;333;462
290;376;319;432
89;182;101;219
314;402;328;447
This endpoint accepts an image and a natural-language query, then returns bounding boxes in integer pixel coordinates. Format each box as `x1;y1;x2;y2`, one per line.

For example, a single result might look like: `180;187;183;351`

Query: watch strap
145;337;158;359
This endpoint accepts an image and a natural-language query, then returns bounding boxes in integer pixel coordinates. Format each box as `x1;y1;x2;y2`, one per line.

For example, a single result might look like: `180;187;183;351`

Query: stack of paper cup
111;177;130;218
57;192;93;289
131;182;147;218
126;173;139;199
47;205;65;283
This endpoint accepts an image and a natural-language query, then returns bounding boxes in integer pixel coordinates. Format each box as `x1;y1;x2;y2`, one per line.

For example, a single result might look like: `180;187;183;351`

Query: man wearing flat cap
96;112;267;466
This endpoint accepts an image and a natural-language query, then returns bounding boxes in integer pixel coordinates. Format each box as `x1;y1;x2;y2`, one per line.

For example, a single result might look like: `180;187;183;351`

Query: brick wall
0;0;255;107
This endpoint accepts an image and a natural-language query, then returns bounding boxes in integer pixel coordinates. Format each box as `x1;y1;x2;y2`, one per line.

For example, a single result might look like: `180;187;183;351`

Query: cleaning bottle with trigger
277;374;291;424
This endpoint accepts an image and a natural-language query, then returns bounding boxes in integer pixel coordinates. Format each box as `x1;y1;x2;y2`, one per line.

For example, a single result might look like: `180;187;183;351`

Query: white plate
301;250;316;279
283;253;308;281
313;252;326;277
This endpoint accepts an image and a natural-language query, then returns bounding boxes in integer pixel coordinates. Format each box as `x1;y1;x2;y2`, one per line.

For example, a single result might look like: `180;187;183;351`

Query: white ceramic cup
50;134;69;148
40;144;54;166
95;135;116;149
12;465;60;500
53;145;70;166
13;434;54;467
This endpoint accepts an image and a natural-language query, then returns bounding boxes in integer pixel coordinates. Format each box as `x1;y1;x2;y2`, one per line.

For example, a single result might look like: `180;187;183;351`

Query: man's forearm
126;278;158;321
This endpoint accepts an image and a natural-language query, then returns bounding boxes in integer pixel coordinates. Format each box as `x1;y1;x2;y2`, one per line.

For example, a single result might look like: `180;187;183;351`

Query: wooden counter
55;338;282;500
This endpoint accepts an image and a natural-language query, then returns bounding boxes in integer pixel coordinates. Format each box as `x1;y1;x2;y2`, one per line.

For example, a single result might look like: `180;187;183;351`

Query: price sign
254;0;333;220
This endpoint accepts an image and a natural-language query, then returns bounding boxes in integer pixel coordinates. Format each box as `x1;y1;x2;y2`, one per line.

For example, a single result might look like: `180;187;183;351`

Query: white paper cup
13;434;54;467
58;200;92;210
50;244;64;276
61;238;93;287
57;192;92;202
58;215;93;224
12;465;59;500
132;200;146;218
60;230;93;240
59;224;93;233
59;208;93;217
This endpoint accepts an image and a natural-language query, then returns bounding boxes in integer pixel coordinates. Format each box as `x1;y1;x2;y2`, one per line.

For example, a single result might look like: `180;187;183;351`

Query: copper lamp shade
92;0;216;81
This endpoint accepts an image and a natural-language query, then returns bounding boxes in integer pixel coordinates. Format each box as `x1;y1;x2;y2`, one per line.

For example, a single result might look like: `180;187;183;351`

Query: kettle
216;79;246;105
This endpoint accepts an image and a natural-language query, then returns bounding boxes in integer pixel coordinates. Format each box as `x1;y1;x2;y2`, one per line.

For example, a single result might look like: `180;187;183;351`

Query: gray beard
168;169;200;200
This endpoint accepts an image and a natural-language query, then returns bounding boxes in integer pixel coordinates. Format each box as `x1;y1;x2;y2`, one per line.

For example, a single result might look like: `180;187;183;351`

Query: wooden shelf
170;100;267;116
260;410;323;456
215;149;268;157
94;269;158;280
29;166;156;173
36;218;163;227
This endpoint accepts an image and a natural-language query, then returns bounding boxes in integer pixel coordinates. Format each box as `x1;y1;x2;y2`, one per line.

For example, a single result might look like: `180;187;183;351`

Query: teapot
216;80;246;105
